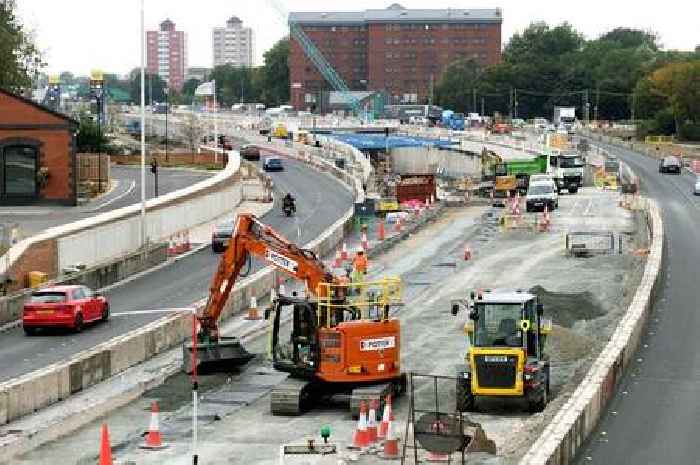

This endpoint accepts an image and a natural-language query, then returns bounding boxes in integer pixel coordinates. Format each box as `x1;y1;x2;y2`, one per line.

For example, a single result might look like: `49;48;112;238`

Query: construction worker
351;249;369;317
352;249;368;275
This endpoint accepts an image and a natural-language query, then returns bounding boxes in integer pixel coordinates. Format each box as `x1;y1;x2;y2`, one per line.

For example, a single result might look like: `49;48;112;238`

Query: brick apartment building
147;19;188;92
288;4;502;110
0;88;78;206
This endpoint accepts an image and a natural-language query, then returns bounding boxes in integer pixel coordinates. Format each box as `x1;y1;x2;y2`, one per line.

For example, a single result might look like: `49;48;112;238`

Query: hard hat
356;248;364;254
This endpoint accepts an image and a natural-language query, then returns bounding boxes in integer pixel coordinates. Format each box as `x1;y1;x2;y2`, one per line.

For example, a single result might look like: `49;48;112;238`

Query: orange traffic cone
167;236;176;256
141;401;167;450
351;401;370;449
367;399;379;443
394;216;402;233
183;230;191;252
378;221;385;241
381;415;400;460
99;424;113;465
378;394;392;440
341;242;349;260
246;296;261;320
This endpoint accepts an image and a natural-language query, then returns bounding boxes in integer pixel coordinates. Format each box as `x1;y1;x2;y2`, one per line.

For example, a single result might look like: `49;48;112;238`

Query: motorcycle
283;202;295;217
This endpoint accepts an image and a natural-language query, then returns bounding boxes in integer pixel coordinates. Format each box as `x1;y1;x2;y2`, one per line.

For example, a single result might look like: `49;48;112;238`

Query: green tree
260;38;290;106
76;115;110;153
128;69;167;104
0;0;44;90
435;59;482;113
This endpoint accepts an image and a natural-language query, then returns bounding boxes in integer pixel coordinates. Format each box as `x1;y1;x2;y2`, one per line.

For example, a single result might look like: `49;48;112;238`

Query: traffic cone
167;236;176;256
99;424;113;465
378;221;385;241
378;394;392;439
464;245;472;261
361;232;369;251
246;296;261;320
367;399;379;443
333;249;342;268
183;230;191;252
430;194;435;205
141;401;167;449
394;216;401;233
351;401;370;449
426;196;431;207
381;416;400;460
341;242;349;260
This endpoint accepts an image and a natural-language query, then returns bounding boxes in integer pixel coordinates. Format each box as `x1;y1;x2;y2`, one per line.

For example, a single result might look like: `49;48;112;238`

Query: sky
16;0;699;77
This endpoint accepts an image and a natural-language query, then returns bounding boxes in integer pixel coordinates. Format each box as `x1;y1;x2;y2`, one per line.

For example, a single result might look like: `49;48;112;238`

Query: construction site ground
12;187;647;465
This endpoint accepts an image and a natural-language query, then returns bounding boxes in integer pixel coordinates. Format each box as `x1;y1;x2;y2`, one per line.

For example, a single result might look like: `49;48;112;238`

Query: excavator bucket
182;336;254;374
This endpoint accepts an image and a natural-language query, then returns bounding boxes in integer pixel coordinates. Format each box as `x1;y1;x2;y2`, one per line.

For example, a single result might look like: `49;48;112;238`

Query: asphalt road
0;165;213;236
0;156;353;383
575;141;700;465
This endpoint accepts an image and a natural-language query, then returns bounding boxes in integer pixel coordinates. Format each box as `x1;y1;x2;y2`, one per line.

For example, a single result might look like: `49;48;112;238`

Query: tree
128;69;167;104
260;38;290;106
182;113;202;153
599;28;658;51
0;0;44;90
435;59;482;112
76;115;110;153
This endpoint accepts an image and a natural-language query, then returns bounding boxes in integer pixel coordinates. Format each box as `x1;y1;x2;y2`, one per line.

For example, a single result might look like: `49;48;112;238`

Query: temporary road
575;141;700;465
0;157;353;383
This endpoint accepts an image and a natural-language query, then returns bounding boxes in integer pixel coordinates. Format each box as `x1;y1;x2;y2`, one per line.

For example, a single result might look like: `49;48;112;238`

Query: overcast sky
16;0;699;77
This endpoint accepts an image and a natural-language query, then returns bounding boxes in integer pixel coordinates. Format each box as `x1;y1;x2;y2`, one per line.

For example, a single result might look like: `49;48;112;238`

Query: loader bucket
182;336;254;374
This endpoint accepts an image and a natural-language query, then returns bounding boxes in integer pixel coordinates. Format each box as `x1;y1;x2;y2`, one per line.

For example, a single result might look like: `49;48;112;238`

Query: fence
113;152;228;167
76;153;110;184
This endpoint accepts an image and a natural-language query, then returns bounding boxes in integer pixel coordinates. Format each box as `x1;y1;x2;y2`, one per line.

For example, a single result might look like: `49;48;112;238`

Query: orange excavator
184;213;405;416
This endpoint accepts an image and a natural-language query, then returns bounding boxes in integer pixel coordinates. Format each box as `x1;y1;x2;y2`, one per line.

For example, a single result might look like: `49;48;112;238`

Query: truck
441;110;465;131
553;107;576;134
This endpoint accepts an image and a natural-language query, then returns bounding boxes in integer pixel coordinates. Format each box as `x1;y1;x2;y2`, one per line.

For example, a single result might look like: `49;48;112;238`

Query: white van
526;180;558;212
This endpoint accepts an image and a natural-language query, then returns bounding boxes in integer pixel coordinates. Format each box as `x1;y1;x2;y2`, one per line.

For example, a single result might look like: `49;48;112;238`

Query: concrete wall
391;146;481;177
1;152;242;291
0;141;363;427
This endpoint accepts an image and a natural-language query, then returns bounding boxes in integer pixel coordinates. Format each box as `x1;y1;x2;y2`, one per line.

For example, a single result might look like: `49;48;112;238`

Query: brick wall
6;239;58;291
289;20;502;109
0;90;76;205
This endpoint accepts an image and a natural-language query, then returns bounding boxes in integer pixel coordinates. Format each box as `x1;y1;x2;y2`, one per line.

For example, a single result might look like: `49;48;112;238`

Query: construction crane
184;214;406;416
267;0;366;119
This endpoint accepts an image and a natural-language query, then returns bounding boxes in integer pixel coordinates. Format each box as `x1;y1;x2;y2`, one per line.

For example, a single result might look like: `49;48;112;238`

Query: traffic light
150;158;158;174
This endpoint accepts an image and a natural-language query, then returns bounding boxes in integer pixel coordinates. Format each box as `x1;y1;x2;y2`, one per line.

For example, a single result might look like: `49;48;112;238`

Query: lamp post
140;0;147;250
164;87;169;162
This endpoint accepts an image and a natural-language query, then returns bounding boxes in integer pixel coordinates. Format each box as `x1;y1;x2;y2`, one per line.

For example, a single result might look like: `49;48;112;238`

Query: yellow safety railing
316;277;403;327
644;135;673;144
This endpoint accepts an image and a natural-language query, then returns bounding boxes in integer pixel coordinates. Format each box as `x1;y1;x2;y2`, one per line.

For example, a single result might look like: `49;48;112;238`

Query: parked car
263;157;284;172
526;180;559;212
22;285;109;335
695;177;700;195
240;144;261;161
659;156;681;174
211;221;234;253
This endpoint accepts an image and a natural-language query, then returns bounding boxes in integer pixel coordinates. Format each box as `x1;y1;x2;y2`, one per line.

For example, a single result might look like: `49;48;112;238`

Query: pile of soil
529;285;605;328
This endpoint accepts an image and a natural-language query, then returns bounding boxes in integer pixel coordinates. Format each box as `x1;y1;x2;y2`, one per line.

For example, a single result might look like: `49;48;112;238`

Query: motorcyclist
283;193;296;214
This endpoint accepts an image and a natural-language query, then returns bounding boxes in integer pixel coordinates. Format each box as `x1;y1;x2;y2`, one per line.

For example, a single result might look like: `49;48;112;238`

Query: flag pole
213;80;218;164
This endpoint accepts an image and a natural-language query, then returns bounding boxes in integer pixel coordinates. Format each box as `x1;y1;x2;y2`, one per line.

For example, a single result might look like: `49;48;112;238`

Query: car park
659;156;682;174
211;221;234;253
263;157;284;172
22;285;109;335
240;144;261;161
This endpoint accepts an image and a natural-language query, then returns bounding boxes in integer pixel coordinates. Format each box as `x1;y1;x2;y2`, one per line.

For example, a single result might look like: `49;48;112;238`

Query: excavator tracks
270;378;313;415
350;374;407;419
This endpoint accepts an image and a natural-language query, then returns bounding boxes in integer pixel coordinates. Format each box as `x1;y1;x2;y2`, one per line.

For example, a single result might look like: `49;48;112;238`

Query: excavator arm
198;213;335;341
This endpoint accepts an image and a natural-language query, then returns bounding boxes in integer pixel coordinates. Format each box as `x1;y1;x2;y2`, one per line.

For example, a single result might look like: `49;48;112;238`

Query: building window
1;145;37;196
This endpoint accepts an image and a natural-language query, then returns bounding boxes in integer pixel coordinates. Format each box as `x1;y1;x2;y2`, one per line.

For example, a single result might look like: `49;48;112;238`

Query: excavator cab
268;296;320;378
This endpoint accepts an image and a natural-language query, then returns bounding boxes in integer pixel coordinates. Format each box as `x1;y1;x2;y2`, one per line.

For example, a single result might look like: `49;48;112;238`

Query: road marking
111;308;196;316
87;180;136;212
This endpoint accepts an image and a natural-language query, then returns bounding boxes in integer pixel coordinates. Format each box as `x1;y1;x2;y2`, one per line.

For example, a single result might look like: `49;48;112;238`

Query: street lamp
164;87;169;162
140;0;147;251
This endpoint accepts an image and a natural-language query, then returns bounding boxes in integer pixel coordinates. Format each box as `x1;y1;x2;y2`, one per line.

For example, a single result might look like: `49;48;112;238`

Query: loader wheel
528;387;547;413
456;377;475;412
568;186;578;194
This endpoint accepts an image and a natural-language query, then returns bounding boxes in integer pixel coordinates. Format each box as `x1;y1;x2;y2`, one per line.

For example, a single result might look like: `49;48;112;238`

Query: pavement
11;183;644;465
0;157;353;384
570;139;700;465
0;164;214;237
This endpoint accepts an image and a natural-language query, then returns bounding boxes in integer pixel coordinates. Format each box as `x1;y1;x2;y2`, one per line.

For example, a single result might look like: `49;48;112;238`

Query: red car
22;285;109;335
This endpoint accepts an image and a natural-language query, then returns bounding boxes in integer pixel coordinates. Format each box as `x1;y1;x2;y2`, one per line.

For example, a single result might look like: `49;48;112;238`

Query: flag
194;80;215;96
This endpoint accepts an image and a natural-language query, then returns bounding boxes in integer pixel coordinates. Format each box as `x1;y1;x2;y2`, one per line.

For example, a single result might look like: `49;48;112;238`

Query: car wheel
101;303;110;323
23;326;37;336
73;313;84;333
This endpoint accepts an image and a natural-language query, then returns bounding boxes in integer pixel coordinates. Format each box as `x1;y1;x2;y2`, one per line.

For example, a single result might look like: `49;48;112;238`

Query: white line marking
87;180;136;212
111;308;196;316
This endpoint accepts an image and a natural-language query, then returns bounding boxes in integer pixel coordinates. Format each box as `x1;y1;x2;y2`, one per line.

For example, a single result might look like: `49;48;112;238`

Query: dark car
211;221;234;253
659;156;682;174
23;285;109;334
263;157;284;172
240;145;261;161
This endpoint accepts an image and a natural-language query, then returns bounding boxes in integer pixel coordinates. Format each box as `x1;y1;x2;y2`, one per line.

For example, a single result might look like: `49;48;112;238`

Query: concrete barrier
518;197;663;465
0;141;362;427
0;152;243;293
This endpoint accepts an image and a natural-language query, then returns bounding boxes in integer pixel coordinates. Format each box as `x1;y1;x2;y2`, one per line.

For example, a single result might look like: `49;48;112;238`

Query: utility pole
139;0;147;251
584;89;590;125
514;88;518;120
164;87;169;162
481;97;485;117
472;88;476;113
429;74;434;106
508;87;513;120
594;87;600;122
